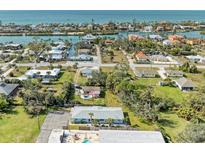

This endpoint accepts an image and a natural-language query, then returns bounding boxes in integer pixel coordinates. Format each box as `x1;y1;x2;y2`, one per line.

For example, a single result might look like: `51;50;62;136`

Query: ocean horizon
0;10;205;24
0;10;204;44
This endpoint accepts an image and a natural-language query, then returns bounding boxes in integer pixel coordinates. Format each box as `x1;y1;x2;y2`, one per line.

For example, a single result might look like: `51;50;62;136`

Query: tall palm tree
46;71;51;78
36;71;41;78
0;75;5;81
88;112;94;126
106;118;114;127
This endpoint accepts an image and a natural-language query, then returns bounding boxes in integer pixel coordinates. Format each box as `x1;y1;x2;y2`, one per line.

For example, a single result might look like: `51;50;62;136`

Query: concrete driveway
157;67;167;79
36;111;70;143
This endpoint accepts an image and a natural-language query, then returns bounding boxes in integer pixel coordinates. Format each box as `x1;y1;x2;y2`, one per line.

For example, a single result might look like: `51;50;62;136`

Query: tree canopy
178;123;205;143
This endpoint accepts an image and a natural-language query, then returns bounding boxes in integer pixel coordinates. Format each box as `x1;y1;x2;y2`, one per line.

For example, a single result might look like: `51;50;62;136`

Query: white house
82;34;96;43
186;55;205;63
163;40;172;46
149;55;169;62
48;129;165;143
149;34;162;41
80;66;100;78
25;68;61;79
135;70;159;78
49;48;64;60
48;44;67;60
71;106;125;125
164;70;184;78
143;26;153;32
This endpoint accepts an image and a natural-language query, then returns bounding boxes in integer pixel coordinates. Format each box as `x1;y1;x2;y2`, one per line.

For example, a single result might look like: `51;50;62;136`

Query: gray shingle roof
0;83;19;96
71;106;124;120
99;130;165;143
175;77;195;88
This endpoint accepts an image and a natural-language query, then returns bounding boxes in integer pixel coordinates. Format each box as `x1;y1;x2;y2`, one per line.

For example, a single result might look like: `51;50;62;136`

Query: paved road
121;49;136;73
1;58;16;71
96;45;102;66
2;67;14;77
1;46;205;79
1;49;29;78
36;111;70;143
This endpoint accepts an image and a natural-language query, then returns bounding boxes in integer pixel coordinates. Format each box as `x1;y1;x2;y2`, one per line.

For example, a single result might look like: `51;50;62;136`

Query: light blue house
71;106;125;125
80;66;99;78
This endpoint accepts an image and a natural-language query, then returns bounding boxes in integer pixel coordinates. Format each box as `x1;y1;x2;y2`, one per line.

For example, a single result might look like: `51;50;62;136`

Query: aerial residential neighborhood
1;10;205;144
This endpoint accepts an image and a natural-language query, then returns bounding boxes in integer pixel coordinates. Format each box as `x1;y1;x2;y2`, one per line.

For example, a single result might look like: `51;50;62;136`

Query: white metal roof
71;106;124;120
99;130;165;143
25;68;60;77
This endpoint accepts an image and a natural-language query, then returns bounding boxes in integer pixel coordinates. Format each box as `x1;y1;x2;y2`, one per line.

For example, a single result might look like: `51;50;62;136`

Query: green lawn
16;55;35;63
101;66;135;77
57;70;75;83
0;106;45;143
159;112;189;142
135;78;161;87
75;74;88;86
101;49;128;64
132;77;193;142
154;86;189;104
36;66;50;70
185;70;205;88
42;70;75;94
101;67;115;73
11;66;30;77
105;91;158;130
135;78;190;104
74;95;105;106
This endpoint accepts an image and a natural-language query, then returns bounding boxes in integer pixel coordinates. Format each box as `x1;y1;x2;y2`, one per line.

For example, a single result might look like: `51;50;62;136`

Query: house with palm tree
25;68;61;80
71;106;125;126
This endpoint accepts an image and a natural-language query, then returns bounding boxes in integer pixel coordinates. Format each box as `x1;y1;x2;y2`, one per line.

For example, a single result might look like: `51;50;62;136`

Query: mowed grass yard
105;91;158;130
101;49;128;64
185;69;205;88
101;66;135;77
42;69;75;94
74;95;105;106
159;112;189;142
0;106;45;143
10;66;30;77
135;77;194;141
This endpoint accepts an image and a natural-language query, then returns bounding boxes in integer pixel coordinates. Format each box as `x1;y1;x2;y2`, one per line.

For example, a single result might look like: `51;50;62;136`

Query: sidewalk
157;68;167;79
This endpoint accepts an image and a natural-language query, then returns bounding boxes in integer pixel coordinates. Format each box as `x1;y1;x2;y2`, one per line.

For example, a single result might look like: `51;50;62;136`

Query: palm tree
88;112;94;126
46;71;51;78
36;71;41;78
0;75;5;81
106;118;114;127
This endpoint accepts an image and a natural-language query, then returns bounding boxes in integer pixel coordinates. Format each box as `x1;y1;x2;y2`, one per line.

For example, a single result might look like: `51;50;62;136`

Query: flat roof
71;106;124;120
48;129;165;143
25;68;60;77
100;130;165;143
